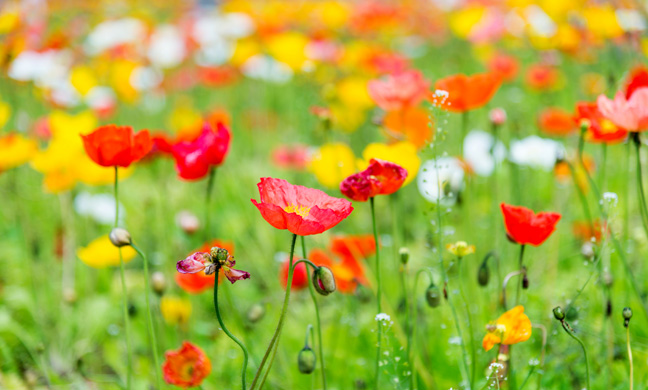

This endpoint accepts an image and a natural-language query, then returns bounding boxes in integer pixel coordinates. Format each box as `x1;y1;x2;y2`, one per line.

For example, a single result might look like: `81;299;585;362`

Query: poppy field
3;1;648;389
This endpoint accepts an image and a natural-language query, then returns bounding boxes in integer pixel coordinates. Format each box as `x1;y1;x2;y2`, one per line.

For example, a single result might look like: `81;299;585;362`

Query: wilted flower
162;341;211;388
176;247;250;284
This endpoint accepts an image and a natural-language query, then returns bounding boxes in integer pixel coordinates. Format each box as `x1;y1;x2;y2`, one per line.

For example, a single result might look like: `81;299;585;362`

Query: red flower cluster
500;203;561;246
81;125;153;167
171;121;231;180
162;341;211;388
340;158;407;202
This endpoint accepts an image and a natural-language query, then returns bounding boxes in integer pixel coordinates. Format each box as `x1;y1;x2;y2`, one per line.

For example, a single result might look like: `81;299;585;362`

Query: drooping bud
399;247;409;265
109;228;132;247
478;261;490;286
247;303;265;323
623;307;633;328
553;306;565;321
566;305;578;321
151;271;166;295
312;266;336;296
297;347;316;374
425;283;441;308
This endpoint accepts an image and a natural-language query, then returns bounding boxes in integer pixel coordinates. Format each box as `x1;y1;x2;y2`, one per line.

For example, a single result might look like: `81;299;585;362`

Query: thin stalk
514;245;526;306
301;235;327;390
632;134;648;237
560;321;590;390
131;244;162;389
213;269;249;390
205;167;216;240
409;268;434;390
458;258;476;389
627;326;633;390
370;196;383;389
599;143;607;190
566;161;594;235
114;167;132;390
250;233;298;390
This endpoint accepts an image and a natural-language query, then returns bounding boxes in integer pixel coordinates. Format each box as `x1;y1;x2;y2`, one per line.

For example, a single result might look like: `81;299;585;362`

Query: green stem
370;197;383;390
131;244;162;389
627;326;633;390
632;134;648;237
301;235;327;390
205;167;216;240
560;322;590;390
566;161;594;235
599;143;607;190
458;258;476;390
114;167;132;390
250;233;298;390
514;245;526;306
213;269;249;390
409;268;434;390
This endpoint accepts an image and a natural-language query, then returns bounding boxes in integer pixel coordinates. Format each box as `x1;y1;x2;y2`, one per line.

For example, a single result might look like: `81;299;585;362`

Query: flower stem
301;235;327;390
458;258;476;389
213;270;249;390
514;245;526;306
370;197;383;390
250;233;298;390
205;167;216;240
560;321;590;390
114;166;132;390
627;325;633;390
130;244;162;389
632;134;648;237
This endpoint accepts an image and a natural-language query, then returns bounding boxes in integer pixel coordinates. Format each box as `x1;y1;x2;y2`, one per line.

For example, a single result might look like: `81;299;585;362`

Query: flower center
284;203;311;218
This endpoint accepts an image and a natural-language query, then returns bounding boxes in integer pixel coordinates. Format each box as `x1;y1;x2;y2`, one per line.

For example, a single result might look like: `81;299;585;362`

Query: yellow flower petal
77;235;136;269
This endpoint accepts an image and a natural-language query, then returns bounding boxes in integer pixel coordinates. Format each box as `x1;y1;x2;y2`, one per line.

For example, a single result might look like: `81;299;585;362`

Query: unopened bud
606;299;612;317
312;266;336;296
425;283;441;308
399;247;409;265
247;303;265;323
176;210;200;234
63;288;77;304
151;271;166;295
566;305;578;321
553;306;565;321
109;228;132;247
623;307;633;327
522;274;529;290
489;108;507;126
478;262;490;286
581;242;595;260
298;347;316;374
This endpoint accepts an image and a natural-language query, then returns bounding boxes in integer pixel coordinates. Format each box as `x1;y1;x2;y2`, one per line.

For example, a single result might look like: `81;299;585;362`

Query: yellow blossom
168;98;203;136
0;100;10;129
0;7;20;34
70;65;98;96
336;77;373;109
160;296;192;326
330;104;367;133
446;241;476;258
482;306;532;351
450;6;485;39
230;38;260;67
77;235;136;269
309;142;357;189
267;32;309;70
0;133;37;171
111;59;139;103
358;142;421;186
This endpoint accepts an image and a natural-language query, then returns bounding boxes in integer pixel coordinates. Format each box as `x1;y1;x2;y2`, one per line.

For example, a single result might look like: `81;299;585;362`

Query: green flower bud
298;347;316;374
399;247;409;265
623;307;633;328
566;305;578;321
109;228;132;247
312;266;336;296
553;306;565;321
425;283;441;308
477;262;490;286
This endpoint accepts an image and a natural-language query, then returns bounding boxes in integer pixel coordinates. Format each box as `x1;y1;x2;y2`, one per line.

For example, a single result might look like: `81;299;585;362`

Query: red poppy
340;158;408;202
488;53;519;83
175;240;234;293
81;125;153;167
500;203;561;246
367;70;430;112
575;102;628;144
271;144;310;171
625;65;648;99
171;121;231;180
279;256;308;290
251;178;353;236
538;107;576;136
162;341;211;388
525;64;559;92
433;72;501;112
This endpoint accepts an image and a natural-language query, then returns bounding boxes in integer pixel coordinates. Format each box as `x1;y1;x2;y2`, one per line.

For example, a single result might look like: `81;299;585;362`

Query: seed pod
298;347;316;374
211;247;230;263
623;307;633;328
312;266;336;296
109;228;132;247
425;283;441;308
477;261;490;286
553;306;565;321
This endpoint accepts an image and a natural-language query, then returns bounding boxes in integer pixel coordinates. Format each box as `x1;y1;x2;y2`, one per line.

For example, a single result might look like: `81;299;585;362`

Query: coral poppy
162;341;211;388
538;107;576;136
625;65;648;99
340;158;408;202
81;125;153;168
279;256;308;290
525;64;560;92
433;72;501;112
175;240;234;293
251;177;353;236
500;203;561;246
487;53;519;83
171;121;231;180
482;306;532;351
597;88;648;131
575;102;628;144
367;70;430;112
383;107;433;148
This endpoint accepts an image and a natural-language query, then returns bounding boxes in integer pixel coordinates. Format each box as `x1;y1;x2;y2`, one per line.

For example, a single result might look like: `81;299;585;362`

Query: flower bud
580;242;595;260
399;247;409;265
477;262;490;286
489;108;507;126
312;266;336;296
522;274;529;290
566;305;578;321
623;307;633;327
109;228;132;247
553;306;565;321
151;271;166;295
247;303;265;323
606;299;612;317
176;210;200;234
425;283;441;308
297;347;316;374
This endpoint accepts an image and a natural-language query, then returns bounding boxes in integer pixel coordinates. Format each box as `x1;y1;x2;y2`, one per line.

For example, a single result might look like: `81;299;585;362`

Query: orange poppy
525;64;560;92
538;107;576;136
81;125;153;168
162;341;211;388
175;240;234;294
383;107;433;148
482;306;532;352
432;72;501;113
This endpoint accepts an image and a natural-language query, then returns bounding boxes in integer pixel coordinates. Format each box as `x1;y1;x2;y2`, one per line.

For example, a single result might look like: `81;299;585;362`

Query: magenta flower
177;252;210;274
176;248;250;284
597;87;648;131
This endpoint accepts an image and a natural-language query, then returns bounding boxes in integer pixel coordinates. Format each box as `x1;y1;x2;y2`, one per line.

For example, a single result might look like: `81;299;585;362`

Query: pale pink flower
597;87;648;131
367;70;430;112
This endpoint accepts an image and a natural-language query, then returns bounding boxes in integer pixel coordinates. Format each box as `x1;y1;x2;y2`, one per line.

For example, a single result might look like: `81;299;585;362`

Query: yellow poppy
309;142;357;189
0;133;37;171
160;296;192;326
77;235;136;269
482;305;532;351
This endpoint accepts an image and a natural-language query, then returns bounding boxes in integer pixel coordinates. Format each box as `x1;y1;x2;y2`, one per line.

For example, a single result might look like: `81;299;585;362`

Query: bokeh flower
0;133;37;172
280;256;308;290
367;70;430;112
309;142;357;188
160;296;192;327
77;235;136;268
575;102;628;144
162;341;211;388
482;306;532;351
597;88;648;131
446;241;475;258
538;107;576;136
500;203;561;246
433;72;500;112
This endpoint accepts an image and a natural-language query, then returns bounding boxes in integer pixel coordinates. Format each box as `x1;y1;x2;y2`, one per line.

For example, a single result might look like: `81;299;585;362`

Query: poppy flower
525;64;560;92
359;142;420;186
171;121;232;180
81;125;153;168
160;296;192;326
271;144;310;171
597;88;648;131
162;341;211;388
433;72;501;113
176;246;249;285
487;53;519;83
175;240;234;293
340;158;408;202
367;70;430;112
625;65;648;99
309;142;357;189
251;178;353;236
482;306;532;351
279;256;308;290
383;107;433;148
500;203;561;246
538;107;576;136
575;102;628;144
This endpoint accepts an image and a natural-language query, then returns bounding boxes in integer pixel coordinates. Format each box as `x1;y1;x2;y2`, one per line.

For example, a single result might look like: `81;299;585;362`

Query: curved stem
250;233;298;390
370;197;383;390
292;258;319;271
301;236;327;390
114;167;132;390
561;322;590;390
627;326;633;390
131;244;162;389
213;270;249;390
